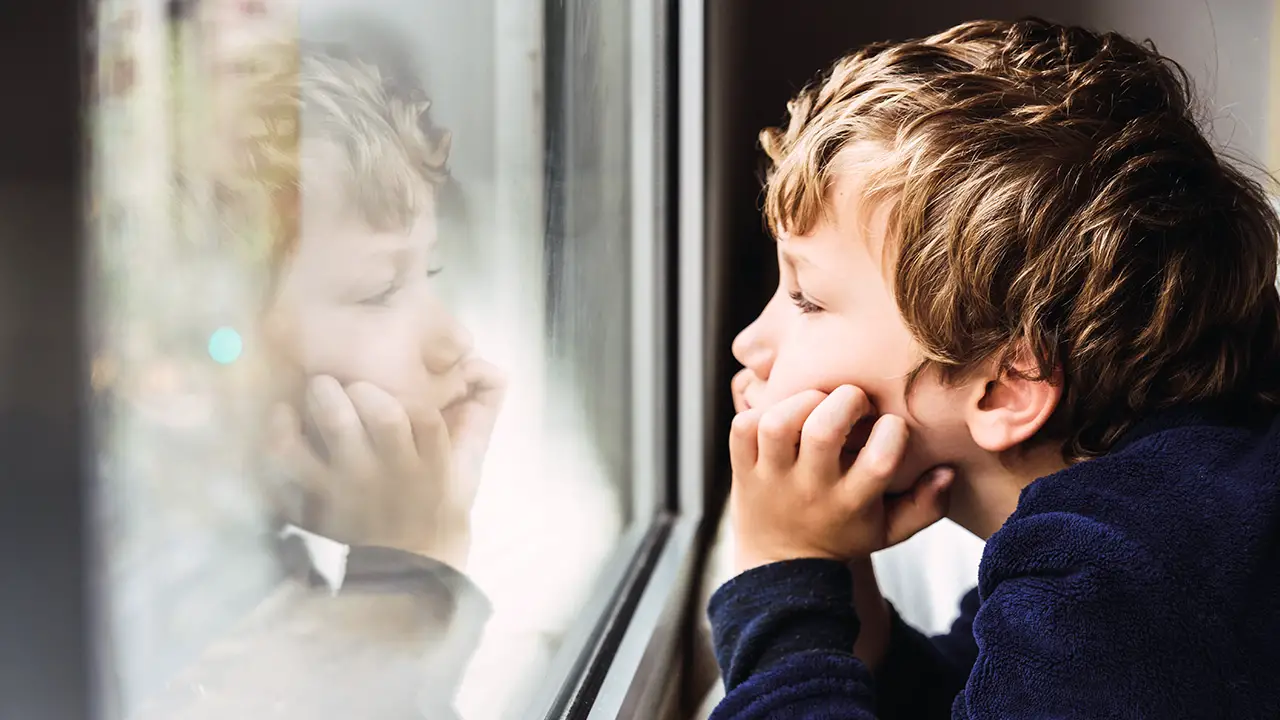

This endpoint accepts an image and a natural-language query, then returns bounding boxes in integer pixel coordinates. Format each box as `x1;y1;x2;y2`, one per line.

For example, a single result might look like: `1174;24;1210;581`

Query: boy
711;17;1280;719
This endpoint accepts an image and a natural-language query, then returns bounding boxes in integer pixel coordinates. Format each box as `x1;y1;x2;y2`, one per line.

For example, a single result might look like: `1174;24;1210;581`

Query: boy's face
732;168;980;494
263;143;474;432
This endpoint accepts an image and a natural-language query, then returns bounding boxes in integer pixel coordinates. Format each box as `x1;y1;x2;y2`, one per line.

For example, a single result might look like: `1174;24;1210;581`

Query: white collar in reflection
279;524;350;595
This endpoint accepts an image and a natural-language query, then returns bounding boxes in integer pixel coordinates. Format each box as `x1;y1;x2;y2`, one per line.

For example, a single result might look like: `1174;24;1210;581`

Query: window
85;1;700;719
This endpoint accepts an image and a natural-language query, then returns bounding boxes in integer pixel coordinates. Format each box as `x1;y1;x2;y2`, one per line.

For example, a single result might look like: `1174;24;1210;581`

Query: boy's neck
948;444;1068;539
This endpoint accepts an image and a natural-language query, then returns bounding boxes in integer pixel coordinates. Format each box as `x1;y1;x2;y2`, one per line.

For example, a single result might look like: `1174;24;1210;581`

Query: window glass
88;1;638;718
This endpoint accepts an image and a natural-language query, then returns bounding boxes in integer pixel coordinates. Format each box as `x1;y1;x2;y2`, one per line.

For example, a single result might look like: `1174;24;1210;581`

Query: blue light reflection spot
208;326;243;364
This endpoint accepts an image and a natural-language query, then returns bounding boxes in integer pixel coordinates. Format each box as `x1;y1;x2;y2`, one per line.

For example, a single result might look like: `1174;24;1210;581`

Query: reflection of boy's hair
223;41;453;276
218;42;466;465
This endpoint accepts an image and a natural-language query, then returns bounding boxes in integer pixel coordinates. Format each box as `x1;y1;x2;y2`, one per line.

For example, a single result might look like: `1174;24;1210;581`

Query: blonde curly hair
761;18;1280;460
219;40;451;274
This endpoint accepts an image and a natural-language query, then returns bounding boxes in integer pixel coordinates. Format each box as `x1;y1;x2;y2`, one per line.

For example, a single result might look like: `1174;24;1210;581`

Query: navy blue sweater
708;404;1280;719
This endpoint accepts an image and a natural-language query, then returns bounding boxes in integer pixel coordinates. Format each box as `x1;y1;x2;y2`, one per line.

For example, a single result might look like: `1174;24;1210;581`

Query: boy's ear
964;353;1062;453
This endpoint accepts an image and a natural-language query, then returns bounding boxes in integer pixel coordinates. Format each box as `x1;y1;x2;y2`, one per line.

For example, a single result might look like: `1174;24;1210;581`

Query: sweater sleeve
874;588;981;719
707;559;879;720
128;543;491;720
707;514;1161;719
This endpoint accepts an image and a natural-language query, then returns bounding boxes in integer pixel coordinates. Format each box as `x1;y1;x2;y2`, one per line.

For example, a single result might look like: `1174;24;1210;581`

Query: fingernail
865;415;896;452
307;376;336;411
930;467;955;487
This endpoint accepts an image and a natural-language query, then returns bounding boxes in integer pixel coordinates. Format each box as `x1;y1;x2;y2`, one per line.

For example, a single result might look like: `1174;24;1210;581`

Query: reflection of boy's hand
727;384;954;574
442;357;506;514
269;374;498;570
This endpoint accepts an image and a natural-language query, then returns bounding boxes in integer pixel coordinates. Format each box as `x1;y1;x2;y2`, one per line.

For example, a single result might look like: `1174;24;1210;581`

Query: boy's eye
789;290;823;314
427;265;444;278
358;280;403;307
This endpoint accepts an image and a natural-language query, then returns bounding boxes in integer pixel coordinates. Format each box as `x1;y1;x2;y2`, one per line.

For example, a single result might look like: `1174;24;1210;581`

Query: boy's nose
422;302;474;374
731;321;775;381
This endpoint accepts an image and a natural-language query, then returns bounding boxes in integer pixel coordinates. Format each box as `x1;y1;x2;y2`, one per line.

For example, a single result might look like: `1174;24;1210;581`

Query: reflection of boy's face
263;142;474;433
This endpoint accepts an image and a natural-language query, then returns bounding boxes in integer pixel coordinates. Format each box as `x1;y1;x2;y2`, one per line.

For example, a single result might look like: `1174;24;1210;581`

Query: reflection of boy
712;18;1280;719
136;45;498;720
258;46;504;572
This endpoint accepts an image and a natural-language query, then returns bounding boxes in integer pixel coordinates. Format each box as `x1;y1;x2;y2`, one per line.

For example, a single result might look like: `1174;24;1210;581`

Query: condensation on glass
87;1;634;718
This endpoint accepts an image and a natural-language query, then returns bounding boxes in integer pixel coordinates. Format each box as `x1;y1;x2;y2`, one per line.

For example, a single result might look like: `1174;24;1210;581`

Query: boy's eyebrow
362;246;413;282
387;247;412;280
779;246;813;269
341;247;412;292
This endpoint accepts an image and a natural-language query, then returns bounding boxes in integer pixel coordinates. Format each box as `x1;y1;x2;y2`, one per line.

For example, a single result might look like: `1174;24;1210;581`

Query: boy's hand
439;357;506;515
267;368;504;570
733;373;892;667
730;367;758;413
728;384;954;573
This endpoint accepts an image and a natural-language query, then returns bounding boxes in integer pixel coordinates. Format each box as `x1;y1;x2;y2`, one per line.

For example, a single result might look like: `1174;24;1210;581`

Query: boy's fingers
883;467;955;546
458;356;507;430
277;404;327;476
266;402;329;511
730;368;754;413
449;356;507;479
799;385;873;477
405;401;452;469
346;381;417;474
844;414;910;502
306;375;376;473
757;390;827;473
729;408;764;468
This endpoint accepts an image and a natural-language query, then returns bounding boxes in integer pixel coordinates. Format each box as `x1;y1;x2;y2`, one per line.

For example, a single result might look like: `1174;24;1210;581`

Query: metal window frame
529;1;711;717
0;1;95;719
532;0;706;718
581;1;707;715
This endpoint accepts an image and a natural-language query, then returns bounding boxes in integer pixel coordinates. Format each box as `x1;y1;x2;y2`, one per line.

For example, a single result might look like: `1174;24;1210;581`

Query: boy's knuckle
861;450;896;479
370;412;407;438
418;410;446;434
364;402;407;433
731;411;759;436
795;389;824;406
319;411;359;438
803;424;843;448
757;414;790;441
801;481;827;508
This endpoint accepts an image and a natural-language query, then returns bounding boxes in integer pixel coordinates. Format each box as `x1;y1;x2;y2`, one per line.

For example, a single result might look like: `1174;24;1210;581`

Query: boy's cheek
753;359;865;408
281;318;434;407
893;413;976;491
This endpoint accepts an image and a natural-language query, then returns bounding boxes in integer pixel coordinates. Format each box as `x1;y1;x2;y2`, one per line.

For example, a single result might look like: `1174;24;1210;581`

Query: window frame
0;1;95;718
530;0;707;718
578;1;709;716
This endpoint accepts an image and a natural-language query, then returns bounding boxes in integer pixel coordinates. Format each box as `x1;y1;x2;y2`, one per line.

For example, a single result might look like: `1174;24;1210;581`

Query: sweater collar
1110;399;1274;454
